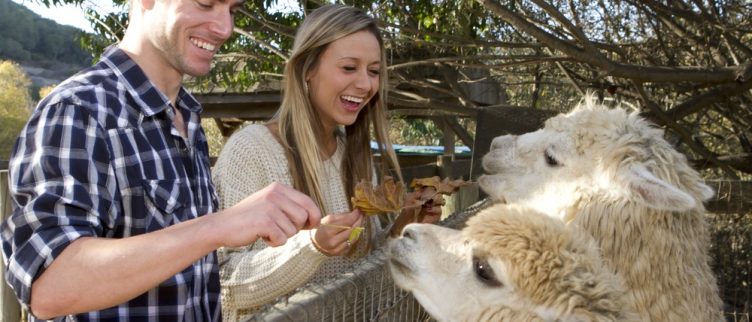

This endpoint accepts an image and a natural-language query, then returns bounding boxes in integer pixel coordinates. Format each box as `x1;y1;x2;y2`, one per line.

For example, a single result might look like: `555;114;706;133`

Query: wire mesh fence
245;183;752;322
246;199;491;322
708;181;752;322
710;210;752;322
0;174;749;321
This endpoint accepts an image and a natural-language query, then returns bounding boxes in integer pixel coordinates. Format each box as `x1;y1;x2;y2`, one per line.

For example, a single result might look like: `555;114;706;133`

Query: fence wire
243;190;752;322
708;180;751;322
247;199;491;322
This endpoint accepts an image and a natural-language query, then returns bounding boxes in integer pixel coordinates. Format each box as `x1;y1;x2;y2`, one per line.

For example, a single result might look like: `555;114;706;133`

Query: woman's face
306;30;381;133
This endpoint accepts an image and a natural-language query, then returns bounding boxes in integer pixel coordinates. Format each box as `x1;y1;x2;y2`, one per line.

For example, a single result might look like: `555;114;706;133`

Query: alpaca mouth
477;175;507;203
387;240;416;276
389;257;413;276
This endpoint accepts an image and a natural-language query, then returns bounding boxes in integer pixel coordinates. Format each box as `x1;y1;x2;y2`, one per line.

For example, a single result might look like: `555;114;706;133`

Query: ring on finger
345;239;352;248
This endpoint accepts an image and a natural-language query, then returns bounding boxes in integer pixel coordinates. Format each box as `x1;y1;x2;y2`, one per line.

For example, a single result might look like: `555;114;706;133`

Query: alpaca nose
402;223;431;243
401;224;422;241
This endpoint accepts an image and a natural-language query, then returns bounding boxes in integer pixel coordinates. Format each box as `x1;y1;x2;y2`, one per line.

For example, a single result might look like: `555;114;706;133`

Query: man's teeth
191;38;216;51
342;95;363;103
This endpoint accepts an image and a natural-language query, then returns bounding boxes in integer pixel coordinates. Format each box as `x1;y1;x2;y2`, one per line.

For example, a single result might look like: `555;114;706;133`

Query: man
1;0;321;320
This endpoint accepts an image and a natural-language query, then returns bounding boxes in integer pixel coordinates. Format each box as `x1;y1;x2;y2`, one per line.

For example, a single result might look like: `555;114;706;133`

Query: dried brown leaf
410;176;470;195
351;176;404;215
351;176;471;236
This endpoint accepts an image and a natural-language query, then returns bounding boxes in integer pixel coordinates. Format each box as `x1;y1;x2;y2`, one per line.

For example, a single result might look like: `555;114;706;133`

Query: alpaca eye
544;150;560;167
473;256;502;287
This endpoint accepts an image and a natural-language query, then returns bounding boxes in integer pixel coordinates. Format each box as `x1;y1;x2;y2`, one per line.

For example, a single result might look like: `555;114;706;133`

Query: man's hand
217;182;322;248
27;182;321;318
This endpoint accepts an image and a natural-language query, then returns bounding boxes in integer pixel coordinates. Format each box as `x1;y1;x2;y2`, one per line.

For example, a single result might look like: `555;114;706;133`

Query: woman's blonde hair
272;4;402;241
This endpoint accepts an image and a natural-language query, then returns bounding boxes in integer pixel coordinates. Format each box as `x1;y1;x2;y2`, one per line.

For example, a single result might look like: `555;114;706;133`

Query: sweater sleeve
211;126;270;209
220;232;327;312
211;125;329;318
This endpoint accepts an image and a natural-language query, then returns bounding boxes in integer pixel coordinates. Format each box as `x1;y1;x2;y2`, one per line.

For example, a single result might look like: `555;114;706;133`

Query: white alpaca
478;96;723;322
388;204;638;322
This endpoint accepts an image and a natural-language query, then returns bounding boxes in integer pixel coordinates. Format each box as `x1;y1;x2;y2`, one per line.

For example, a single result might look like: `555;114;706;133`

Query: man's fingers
269;183;322;228
273;195;316;231
273;213;299;238
262;229;288;247
231;183;324;249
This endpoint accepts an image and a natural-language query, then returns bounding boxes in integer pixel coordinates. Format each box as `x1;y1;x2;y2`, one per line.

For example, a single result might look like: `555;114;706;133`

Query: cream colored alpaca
388;204;638;322
479;96;723;322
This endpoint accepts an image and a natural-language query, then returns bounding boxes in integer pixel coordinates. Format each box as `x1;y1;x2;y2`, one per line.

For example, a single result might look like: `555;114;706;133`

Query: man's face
145;0;243;77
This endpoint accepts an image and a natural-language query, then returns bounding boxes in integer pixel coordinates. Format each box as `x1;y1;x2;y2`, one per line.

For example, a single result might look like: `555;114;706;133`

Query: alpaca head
387;204;632;322
478;96;714;220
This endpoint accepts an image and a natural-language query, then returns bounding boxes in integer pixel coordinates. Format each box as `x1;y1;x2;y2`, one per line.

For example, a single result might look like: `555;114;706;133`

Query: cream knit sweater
212;124;374;321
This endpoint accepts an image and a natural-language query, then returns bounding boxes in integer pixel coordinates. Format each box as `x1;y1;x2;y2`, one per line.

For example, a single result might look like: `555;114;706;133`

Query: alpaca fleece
388;204;638;321
479;96;723;322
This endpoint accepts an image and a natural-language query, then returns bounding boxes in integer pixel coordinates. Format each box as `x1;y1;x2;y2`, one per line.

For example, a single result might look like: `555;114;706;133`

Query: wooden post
437;155;453;180
0;170;22;322
440;182;480;220
440;117;455;156
470;107;556;180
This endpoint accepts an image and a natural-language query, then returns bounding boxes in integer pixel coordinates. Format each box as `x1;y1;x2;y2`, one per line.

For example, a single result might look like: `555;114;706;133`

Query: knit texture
212;124;374;321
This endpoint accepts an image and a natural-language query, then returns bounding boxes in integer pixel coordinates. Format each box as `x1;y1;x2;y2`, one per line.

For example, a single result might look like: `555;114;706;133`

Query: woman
212;4;439;321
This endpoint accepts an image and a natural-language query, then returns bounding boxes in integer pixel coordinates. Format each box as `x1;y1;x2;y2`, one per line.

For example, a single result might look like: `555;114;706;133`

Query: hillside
0;0;93;88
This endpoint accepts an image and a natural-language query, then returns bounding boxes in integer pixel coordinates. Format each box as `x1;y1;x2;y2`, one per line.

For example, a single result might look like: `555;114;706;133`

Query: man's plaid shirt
1;46;221;321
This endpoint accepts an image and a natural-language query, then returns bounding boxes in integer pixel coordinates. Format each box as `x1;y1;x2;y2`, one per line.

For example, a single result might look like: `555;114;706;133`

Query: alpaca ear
620;164;697;211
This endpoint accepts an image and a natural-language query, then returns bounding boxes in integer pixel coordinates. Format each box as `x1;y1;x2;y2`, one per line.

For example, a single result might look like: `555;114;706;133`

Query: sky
12;0;121;32
13;0;301;33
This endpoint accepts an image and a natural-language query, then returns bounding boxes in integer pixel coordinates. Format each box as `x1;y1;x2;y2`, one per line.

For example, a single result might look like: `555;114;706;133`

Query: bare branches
632;80;738;178
212;0;752;176
479;0;747;84
232;28;288;61
473;0;752;176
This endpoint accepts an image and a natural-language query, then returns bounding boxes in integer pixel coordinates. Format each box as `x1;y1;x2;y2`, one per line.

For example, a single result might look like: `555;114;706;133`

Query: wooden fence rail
0;170;22;322
0;164;749;321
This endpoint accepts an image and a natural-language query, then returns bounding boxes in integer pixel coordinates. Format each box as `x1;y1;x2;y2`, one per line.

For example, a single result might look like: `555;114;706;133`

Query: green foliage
192;0;300;91
38;84;56;99
0;60;32;160
0;0;93;66
0;37;29;61
390;117;441;146
201;119;225;158
78;5;128;62
0;116;25;160
388;117;475;148
0;61;32;117
19;0;752;178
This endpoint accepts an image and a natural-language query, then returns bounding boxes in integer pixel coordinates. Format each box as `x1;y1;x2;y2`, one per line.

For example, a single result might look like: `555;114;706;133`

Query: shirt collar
176;87;202;114
100;46;202;117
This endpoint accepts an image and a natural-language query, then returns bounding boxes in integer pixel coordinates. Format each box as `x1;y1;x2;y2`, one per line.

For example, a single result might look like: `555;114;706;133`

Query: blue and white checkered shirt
1;46;221;321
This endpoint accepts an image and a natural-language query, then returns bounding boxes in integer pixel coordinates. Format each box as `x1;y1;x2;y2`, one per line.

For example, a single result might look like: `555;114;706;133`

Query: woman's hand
420;202;442;224
311;209;364;256
408;187;443;224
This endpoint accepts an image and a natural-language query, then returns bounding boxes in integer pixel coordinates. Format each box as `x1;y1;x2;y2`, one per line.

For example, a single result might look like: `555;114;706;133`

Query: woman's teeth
341;95;363;104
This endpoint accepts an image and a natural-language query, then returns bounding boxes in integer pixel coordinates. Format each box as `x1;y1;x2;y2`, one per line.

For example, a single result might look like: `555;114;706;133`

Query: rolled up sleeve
1;101;116;306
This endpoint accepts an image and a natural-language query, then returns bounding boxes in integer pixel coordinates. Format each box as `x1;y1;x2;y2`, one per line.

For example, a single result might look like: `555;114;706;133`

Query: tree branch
632;81;739;178
478;0;747;83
